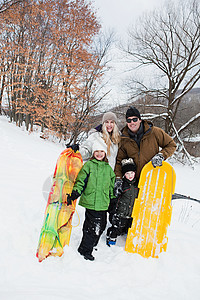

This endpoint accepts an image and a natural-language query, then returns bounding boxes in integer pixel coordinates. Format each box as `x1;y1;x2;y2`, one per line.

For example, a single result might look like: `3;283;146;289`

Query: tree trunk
0;74;5;115
25;114;30;131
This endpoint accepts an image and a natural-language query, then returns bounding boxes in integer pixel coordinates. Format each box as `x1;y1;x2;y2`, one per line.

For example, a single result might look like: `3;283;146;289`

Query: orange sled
36;148;83;262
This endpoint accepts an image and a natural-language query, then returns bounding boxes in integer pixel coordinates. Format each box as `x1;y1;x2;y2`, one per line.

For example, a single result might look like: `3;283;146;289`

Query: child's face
93;150;106;161
124;171;135;181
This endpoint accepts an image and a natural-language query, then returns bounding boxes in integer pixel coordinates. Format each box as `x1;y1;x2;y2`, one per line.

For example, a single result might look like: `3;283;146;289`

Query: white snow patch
0;116;200;300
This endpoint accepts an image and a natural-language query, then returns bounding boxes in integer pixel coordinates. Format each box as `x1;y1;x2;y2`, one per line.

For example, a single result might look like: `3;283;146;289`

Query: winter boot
106;237;116;247
82;253;95;261
106;226;117;246
78;247;95;261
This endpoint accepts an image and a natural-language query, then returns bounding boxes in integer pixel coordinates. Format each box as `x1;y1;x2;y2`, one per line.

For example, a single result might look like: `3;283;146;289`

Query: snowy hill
0;115;200;300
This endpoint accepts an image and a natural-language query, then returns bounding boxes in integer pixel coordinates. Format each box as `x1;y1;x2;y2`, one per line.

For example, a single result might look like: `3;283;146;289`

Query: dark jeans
78;209;107;255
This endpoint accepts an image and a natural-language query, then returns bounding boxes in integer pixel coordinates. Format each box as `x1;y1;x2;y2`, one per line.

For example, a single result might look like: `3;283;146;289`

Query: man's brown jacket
114;120;177;180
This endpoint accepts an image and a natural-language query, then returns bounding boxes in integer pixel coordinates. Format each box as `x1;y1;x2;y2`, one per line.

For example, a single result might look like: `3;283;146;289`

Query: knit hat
121;158;136;175
102;112;117;124
92;140;107;155
126;107;141;120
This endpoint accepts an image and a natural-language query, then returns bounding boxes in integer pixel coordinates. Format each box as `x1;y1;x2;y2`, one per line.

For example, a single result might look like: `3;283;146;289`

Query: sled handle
71;201;81;228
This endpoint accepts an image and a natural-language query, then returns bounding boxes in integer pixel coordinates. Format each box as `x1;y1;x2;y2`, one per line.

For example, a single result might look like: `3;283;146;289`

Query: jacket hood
88;124;102;136
92;139;107;155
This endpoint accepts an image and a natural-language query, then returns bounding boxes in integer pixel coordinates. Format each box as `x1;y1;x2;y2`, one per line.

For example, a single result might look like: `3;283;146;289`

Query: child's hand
66;190;80;205
114;178;123;198
66;144;79;152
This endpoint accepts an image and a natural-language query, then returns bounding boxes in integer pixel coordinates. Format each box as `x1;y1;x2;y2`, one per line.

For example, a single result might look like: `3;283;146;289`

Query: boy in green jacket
67;141;116;261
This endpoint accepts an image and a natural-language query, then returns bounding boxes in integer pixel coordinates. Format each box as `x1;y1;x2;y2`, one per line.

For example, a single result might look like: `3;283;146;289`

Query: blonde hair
102;122;121;156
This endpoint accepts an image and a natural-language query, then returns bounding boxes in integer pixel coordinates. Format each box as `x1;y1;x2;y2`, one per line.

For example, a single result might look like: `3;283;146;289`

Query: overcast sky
91;0;169;105
92;0;168;36
91;0;181;106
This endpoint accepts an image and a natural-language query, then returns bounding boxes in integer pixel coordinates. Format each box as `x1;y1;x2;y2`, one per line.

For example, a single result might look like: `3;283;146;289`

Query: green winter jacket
73;158;116;211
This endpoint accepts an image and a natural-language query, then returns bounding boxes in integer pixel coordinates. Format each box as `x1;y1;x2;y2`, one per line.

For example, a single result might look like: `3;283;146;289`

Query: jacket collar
95;124;102;132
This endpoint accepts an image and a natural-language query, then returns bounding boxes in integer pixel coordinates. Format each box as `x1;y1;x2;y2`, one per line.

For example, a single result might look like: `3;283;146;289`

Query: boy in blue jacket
67;141;116;261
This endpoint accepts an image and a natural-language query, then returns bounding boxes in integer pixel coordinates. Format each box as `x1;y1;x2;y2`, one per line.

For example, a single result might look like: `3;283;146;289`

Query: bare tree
0;0;114;143
0;0;23;115
0;0;22;13
66;31;115;144
124;0;200;161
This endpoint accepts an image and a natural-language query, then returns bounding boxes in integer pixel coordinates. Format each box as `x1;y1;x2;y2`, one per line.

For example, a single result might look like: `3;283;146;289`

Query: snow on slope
0;116;200;300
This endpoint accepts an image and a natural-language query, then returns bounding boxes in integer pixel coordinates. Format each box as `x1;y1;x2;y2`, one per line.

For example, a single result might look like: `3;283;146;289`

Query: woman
70;112;121;170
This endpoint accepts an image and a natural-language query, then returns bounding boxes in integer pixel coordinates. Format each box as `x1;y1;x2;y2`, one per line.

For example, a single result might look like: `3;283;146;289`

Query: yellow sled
125;161;176;258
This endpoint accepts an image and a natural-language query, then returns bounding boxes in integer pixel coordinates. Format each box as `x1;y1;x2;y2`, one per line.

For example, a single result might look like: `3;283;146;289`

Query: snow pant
107;198;117;224
107;214;133;239
78;209;107;255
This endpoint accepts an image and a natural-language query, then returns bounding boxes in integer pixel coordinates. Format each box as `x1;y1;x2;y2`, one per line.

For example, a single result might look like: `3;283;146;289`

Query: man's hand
151;153;164;168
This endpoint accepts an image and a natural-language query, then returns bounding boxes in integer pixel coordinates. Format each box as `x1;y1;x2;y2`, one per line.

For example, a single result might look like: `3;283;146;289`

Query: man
114;106;177;182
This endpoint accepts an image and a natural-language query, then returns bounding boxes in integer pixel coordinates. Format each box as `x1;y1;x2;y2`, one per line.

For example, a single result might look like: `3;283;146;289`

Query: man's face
126;116;141;133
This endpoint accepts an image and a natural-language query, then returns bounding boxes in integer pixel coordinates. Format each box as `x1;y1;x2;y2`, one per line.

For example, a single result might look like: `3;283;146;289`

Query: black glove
66;144;79;152
114;178;123;198
151;153;164;168
66;190;80;205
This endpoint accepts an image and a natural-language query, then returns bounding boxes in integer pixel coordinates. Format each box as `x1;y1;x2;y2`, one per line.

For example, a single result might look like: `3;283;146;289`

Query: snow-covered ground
0;115;200;300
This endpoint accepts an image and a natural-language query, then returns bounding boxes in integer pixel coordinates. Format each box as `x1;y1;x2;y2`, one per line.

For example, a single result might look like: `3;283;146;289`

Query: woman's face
105;120;115;133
